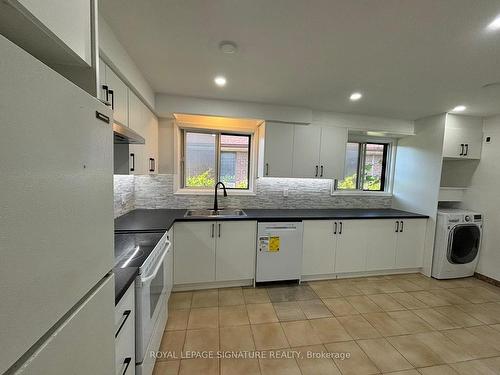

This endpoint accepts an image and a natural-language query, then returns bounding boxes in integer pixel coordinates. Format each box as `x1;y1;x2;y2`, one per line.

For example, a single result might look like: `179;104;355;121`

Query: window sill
331;190;393;197
175;189;256;196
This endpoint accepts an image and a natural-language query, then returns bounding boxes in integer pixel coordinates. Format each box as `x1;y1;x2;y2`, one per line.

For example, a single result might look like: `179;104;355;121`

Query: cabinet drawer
115;283;135;375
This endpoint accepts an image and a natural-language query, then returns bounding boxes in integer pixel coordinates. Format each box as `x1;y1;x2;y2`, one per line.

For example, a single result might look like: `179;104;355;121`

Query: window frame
334;139;392;193
180;129;252;191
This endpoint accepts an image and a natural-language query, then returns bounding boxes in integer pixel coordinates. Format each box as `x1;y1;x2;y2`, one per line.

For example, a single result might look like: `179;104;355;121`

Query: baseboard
301;268;423;282
474;272;500;287
173;279;254;292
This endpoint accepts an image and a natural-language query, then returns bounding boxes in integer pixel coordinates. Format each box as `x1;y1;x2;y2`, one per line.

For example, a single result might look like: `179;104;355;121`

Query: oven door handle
140;240;171;284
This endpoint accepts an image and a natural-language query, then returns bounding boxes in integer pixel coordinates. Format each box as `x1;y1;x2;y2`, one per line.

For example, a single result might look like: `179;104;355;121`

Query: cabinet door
292;125;321;178
128;91;147;174
145;106;159;174
461;128;482;160
174;222;216;284
302;220;336;276
335;220;368;273
395;219;426;268
442;127;463;158
263;122;294;177
319;127;348;179
365;220;398;271
98;58;108;102
106;66;129;126
215;221;257;281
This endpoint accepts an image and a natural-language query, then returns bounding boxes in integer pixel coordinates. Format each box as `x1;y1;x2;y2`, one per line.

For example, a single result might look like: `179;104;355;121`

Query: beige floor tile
219;304;249;327
442;328;500;359
159;330;186;361
387;334;444;367
457;303;500;324
184;328;219;352
383;370;420;375
191;289;219;308
451;359;499;375
281;320;322;347
429;289;469;305
417;364;459;375
220;325;255;351
391;279;424;292
337;314;381;339
433;305;482;327
466;325;500;351
259;355;302;375
363;312;409;336
368;294;406;311
169;292;193;310
251;323;289;350
273;301;306;322
218;288;245;306
308;282;341;298
335;284;364;296
390;292;428;309
387;310;433;334
247;303;279;324
492;323;500;331
409;291;451;307
153;360;180;375
414;331;473;364
448;287;498;304
298;299;333;319
346;295;383;313
166;309;190;331
220;358;260;375
294;344;341;375
178;358;218;375
325;341;379;375
243;288;271;304
412;308;460;330
355;282;386;295
323;297;359;316
187;307;219;329
377;281;406;293
357;338;413;373
309;317;352;343
480;357;500;372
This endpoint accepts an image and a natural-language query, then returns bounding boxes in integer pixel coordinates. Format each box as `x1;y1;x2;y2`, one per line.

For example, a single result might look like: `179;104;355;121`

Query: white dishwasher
256;222;304;282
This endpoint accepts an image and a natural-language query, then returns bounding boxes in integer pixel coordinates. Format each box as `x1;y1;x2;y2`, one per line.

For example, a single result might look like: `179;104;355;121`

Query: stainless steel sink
184;208;247;217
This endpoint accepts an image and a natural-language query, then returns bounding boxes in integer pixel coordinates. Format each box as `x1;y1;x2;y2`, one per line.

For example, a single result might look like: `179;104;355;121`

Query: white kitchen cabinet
174;221;216;284
174;221;257;285
292;126;322;178
302;220;336;276
319;126;348;179
443;114;483;159
215;221;256;281
115;283;135;375
260;122;294;177
395;219;426;268
334;220;369;273
365;220;398;271
105;66;129;126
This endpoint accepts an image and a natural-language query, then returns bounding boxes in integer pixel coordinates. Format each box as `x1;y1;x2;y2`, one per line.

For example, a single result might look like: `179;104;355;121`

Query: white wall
392;114;446;276
98;15;155;109
462;115;500;281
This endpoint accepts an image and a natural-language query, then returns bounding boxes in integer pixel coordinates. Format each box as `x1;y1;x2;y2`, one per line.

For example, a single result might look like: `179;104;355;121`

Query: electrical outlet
283;187;289;197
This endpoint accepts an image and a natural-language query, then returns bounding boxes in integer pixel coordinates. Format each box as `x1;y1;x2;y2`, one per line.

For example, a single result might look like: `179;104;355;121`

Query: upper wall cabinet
443;114;483;160
292;126;347;179
100;59;129;127
258;122;294;177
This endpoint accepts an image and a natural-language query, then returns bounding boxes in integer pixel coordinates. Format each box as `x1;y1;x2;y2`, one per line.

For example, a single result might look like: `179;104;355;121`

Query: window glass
184;132;217;188
220;134;250;189
337;142;360;189
363;143;385;191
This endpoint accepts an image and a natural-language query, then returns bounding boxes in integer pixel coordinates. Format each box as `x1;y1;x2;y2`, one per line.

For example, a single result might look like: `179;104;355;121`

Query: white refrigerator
0;35;115;374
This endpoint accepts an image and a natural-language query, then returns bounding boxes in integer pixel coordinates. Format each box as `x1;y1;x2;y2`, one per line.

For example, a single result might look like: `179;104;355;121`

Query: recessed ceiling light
219;41;238;54
214;76;227;87
452;105;466;112
350;92;362;101
487;15;500;30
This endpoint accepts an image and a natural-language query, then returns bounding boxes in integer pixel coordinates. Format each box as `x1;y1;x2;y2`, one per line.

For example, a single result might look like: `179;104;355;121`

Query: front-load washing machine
432;209;482;279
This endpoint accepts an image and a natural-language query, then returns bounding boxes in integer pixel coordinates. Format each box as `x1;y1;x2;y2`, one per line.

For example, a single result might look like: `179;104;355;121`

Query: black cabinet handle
320;165;324;177
121;357;132;375
395;221;399;233
400;221;404;233
102;85;109;103
218;223;221;237
115;310;131;338
265;163;269;176
149;158;155;172
339;222;343;234
460;144;464;156
130;153;135;172
211;223;215;238
465;144;469;156
334;222;337;235
108;89;115;110
315;165;318;177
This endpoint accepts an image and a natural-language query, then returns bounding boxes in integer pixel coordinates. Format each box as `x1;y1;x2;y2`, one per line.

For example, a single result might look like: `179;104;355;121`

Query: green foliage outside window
338;164;381;191
186;169;215;187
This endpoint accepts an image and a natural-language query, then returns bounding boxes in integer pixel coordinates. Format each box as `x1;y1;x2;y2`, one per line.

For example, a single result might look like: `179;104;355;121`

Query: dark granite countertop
114;267;138;305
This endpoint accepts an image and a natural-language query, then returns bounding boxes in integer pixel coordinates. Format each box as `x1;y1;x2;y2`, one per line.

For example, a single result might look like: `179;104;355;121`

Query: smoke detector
219;41;238;54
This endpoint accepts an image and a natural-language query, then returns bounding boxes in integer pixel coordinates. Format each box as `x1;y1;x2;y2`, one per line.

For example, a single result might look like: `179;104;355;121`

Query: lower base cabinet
174;221;257;285
395;219;427;268
115;283;135;375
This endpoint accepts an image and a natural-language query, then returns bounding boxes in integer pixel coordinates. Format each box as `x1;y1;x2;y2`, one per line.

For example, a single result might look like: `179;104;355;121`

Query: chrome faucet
213;181;227;212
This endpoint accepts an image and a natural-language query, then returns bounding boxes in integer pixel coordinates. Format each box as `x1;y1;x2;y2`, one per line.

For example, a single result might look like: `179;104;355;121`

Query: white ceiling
100;0;500;120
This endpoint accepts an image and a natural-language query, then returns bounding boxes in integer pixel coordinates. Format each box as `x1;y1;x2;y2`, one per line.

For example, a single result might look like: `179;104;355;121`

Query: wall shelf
439;187;467;202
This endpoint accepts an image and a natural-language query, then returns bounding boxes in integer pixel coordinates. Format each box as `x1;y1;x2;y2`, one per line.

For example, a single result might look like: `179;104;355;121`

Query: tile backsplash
114;174;391;217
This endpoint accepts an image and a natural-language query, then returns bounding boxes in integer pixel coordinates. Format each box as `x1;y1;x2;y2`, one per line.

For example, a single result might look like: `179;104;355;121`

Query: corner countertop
114;208;428;233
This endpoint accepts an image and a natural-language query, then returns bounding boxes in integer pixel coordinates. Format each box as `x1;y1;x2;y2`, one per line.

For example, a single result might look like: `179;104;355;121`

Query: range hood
113;122;145;144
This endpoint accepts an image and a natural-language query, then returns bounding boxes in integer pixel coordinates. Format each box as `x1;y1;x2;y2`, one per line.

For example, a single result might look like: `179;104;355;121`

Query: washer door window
447;224;480;264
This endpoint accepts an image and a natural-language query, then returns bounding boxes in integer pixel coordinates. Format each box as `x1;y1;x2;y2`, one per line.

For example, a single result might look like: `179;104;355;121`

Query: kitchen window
334;141;390;192
181;130;251;190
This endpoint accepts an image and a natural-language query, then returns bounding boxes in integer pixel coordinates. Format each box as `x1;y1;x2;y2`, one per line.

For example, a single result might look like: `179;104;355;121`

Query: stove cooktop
114;232;164;269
